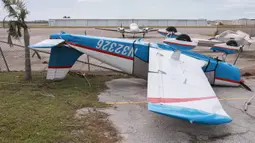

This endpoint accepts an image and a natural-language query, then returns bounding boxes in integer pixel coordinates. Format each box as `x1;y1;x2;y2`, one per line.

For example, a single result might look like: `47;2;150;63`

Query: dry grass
0;71;126;143
71;111;121;143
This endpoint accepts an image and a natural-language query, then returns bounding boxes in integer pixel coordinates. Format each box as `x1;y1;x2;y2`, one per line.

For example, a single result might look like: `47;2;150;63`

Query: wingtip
148;103;232;125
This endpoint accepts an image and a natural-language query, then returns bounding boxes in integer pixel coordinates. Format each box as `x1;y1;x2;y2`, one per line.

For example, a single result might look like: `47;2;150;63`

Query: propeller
118;23;125;38
118;23;124;32
142;25;151;32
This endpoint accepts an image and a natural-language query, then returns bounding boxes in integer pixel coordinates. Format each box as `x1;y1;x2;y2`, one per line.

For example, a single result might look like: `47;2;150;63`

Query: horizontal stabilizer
191;38;222;45
211;43;240;54
29;39;65;49
163;38;197;51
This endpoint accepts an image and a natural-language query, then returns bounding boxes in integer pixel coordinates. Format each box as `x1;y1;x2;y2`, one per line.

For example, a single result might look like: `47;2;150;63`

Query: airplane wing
95;28;120;32
123;29;134;33
236;30;255;44
192;37;223;45
236;30;250;38
144;28;159;32
139;28;159;33
147;47;232;125
125;28;158;33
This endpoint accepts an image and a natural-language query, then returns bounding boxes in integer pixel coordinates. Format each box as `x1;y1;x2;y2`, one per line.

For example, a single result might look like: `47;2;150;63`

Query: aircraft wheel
122;34;125;38
176;34;192;42
166;26;177;33
226;40;238;47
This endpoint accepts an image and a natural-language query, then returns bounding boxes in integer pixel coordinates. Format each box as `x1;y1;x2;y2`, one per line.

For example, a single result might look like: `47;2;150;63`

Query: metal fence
49;19;208;27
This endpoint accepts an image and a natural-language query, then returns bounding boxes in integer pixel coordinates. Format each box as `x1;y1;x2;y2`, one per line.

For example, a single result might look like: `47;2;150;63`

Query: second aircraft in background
95;23;158;38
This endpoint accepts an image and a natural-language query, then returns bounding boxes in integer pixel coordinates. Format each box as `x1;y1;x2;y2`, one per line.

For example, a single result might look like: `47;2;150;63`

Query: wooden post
0;46;10;72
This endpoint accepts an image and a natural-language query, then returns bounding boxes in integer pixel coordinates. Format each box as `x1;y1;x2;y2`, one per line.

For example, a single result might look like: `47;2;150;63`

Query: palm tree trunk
24;28;32;80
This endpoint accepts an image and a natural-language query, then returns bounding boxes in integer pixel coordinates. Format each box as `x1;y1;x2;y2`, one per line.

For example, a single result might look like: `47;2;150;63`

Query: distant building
48;19;208;27
214;19;255;26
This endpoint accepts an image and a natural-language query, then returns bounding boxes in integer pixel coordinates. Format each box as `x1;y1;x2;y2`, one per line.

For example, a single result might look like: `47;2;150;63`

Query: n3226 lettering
96;39;138;57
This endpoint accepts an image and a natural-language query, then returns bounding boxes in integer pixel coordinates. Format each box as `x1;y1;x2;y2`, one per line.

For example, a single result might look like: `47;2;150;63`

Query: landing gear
122;33;125;38
226;40;238;47
166;26;177;33
244;95;255;112
143;33;145;38
176;34;192;42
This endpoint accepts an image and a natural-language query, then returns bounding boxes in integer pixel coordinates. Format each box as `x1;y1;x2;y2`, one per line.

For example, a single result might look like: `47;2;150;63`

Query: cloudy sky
0;0;255;20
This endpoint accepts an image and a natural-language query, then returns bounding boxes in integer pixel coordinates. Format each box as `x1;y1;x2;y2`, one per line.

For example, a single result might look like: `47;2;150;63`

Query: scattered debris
40;93;55;98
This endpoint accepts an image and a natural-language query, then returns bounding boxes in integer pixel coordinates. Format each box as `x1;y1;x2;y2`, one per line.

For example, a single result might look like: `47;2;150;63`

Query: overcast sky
0;0;255;20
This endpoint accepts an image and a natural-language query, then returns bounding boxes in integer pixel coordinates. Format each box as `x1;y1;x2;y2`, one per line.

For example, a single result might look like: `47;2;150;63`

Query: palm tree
2;0;38;80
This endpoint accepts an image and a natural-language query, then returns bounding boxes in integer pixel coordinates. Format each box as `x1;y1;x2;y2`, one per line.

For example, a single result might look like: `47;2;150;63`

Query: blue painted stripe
50;32;150;62
148;102;232;125
210;47;238;54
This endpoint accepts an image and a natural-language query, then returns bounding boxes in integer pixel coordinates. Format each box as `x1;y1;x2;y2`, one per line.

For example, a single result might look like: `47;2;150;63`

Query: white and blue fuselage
29;32;244;125
31;32;242;87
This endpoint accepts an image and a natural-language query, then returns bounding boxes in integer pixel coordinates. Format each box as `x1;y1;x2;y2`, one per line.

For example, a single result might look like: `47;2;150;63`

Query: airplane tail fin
29;39;83;80
47;45;82;80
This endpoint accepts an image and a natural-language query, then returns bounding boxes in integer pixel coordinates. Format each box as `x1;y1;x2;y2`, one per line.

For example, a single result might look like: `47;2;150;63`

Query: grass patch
0;72;126;143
